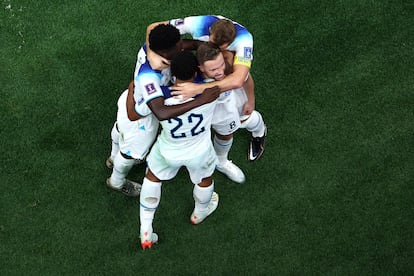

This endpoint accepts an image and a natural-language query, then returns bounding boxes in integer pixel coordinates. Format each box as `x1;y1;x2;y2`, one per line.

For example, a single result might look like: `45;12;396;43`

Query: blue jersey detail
192;15;219;38
161;86;173;99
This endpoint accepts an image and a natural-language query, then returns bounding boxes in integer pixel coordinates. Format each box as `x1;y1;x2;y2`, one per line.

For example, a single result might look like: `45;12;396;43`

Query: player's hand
171;82;203;101
199;85;220;103
147;50;170;70
243;99;255;116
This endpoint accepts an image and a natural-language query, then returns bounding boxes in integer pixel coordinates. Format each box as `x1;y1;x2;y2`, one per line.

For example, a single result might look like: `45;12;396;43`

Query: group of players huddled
105;15;267;249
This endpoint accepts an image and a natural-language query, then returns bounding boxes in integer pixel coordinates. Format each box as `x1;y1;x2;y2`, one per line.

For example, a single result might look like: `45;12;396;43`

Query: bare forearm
215;73;246;92
126;82;141;121
201;65;250;93
149;97;211;121
243;74;255;103
194;73;246;94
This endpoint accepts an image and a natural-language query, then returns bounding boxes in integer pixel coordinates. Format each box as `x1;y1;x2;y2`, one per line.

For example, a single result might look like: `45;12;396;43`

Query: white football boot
106;178;141;197
140;231;159;250
191;192;219;225
216;160;246;183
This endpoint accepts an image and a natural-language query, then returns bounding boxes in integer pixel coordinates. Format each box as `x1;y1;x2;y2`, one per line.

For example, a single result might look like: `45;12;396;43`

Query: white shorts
211;88;248;135
147;140;218;184
116;90;159;160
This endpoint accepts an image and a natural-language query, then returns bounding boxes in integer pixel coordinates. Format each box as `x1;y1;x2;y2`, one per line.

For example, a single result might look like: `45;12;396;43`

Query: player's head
170;51;198;83
209;19;236;50
149;24;183;60
196;42;226;81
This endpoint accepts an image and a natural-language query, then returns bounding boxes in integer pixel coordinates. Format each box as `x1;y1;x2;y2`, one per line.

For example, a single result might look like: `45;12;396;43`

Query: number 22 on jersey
168;113;205;139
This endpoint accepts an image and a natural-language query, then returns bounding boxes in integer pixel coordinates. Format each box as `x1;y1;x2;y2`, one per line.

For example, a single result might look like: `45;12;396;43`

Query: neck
176;78;194;84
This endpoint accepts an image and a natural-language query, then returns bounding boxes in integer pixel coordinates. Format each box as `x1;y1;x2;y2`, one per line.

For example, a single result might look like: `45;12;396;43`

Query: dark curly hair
149;24;181;52
170;51;198;81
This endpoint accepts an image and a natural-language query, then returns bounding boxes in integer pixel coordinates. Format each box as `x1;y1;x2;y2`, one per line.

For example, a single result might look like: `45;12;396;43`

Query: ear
198;65;205;73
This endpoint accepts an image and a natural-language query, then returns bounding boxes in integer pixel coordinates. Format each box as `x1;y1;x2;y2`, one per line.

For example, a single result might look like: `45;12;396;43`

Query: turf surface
1;0;413;274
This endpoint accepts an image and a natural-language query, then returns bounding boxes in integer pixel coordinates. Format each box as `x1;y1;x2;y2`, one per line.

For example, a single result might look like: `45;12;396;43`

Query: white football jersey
169;15;253;68
133;45;171;117
157;95;217;160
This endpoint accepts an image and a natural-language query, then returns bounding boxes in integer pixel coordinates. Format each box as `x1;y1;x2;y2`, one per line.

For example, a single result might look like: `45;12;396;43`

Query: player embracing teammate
105;15;267;249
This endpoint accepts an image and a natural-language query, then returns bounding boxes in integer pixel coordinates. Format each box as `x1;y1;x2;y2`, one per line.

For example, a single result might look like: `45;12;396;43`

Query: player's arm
222;49;255;115
171;58;250;100
148;86;220;121
126;81;142;121
146;18;202;69
126;84;219;121
242;74;255;115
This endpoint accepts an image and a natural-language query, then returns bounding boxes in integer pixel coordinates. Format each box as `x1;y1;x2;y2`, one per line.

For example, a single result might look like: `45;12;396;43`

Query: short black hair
149;24;181;52
170;51;198;81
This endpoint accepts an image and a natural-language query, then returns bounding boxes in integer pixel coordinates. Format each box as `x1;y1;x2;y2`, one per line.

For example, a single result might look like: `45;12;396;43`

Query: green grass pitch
1;0;413;274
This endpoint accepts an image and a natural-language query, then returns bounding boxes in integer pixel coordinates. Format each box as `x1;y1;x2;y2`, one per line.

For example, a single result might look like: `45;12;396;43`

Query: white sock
140;177;162;235
110;122;120;160
213;135;232;164
241;110;266;137
193;183;214;213
109;152;135;187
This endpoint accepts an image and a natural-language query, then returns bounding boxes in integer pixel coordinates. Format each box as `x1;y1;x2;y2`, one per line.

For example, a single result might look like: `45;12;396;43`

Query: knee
215;133;233;140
